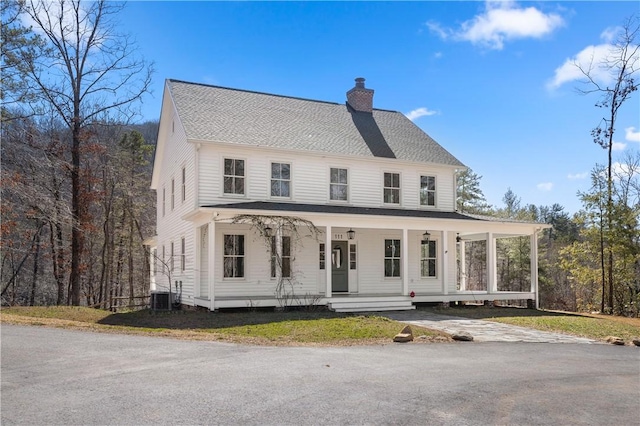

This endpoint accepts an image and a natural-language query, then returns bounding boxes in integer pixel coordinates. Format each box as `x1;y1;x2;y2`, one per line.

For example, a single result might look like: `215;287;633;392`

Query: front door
331;241;348;292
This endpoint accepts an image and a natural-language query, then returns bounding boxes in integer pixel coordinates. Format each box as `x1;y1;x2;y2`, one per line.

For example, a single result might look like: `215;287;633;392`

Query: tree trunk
29;226;42;306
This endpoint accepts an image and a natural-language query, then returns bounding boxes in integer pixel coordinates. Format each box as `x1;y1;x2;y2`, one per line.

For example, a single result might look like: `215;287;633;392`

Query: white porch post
442;231;449;295
402;228;409;296
486;232;497;294
194;227;201;297
208;220;216;310
459;240;467;291
149;247;156;291
325;226;332;298
530;231;539;309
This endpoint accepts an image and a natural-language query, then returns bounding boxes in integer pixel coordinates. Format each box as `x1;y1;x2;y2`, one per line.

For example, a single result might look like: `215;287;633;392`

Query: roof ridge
167;78;401;113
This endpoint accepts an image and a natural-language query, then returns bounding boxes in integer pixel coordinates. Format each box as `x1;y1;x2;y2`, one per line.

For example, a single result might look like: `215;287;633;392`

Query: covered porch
184;202;547;312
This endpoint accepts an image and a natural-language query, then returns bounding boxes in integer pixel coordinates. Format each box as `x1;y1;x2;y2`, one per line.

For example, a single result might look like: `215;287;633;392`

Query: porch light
456;233;461;243
422;231;431;243
264;226;273;237
347;228;355;240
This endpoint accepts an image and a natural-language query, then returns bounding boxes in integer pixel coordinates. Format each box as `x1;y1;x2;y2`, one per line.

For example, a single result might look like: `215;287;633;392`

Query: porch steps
328;297;415;313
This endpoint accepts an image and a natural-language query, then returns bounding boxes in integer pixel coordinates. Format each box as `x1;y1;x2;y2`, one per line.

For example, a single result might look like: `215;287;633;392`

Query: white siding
196;144;458;211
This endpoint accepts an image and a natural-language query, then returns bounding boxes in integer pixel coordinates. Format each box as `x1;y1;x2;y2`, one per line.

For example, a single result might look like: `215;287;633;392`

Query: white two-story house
149;78;547;312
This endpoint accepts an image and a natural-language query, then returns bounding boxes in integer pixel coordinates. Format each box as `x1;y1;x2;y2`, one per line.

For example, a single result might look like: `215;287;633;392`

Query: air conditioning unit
150;291;173;310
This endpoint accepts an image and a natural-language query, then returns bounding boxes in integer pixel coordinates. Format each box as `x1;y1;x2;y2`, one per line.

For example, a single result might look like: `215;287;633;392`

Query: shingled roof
167;79;465;167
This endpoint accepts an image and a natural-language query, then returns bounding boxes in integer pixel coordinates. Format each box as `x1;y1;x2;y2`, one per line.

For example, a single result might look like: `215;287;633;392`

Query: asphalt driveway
2;325;638;425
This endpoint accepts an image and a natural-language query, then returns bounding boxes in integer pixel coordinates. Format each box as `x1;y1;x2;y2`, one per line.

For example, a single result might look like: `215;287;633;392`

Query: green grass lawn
434;306;640;342
0;306;449;346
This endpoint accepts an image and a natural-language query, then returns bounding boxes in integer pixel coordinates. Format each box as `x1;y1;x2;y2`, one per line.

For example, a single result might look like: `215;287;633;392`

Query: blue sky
119;1;640;214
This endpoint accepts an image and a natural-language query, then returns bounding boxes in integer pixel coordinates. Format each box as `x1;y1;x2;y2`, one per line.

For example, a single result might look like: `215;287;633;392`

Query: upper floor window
420;240;437;278
384;239;401;277
271;162;291;198
271;236;291;278
330;168;348;201
224;159;245;195
223;234;245;278
162;187;166;217
181;167;186;203
420;176;436;207
171;178;175;210
383;172;400;204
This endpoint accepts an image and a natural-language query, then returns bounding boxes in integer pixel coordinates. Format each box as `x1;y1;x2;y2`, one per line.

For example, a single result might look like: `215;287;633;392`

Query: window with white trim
180;237;186;272
162;187;166;217
383;172;400;204
181;167;186;202
271;162;291;197
223;159;245;195
420;175;436;207
420;240;437;278
223;234;245;278
319;243;325;270
171;178;175;210
384;239;401;277
330;168;348;201
271;236;291;278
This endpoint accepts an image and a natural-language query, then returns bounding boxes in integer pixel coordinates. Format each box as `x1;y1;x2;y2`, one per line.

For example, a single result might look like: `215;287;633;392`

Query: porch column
402;228;409;296
194;227;201;297
442;231;449;295
459;240;467;291
325;225;332;298
208;220;216;309
530;231;539;309
486;232;497;294
149;247;157;291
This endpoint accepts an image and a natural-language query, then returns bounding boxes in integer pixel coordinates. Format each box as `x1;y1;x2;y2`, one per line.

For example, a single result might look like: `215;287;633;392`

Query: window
223;235;244;278
271;162;290;197
170;242;174;272
271;236;291;278
161;245;165;273
383;173;400;204
421;240;437;278
180;237;185;272
223;159;245;195
349;244;356;270
181;167;186;202
330;168;348;201
384;239;401;277
171;178;175;210
420;176;436;207
162;187;166;217
319;243;325;270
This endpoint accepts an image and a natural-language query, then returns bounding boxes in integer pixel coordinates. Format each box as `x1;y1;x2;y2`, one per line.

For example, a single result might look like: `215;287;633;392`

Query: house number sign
333;233;345;240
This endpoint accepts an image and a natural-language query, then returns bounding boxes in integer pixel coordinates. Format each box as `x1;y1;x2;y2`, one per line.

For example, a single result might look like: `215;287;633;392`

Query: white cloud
434;52;443;59
612;141;627;151
612;161;640;180
625;127;640;142
567;172;588;180
405;107;438;121
428;1;564;50
547;44;613;89
547;27;640;90
537;182;554;191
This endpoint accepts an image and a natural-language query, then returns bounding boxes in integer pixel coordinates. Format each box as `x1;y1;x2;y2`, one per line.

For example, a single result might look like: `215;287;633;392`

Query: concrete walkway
384;310;600;344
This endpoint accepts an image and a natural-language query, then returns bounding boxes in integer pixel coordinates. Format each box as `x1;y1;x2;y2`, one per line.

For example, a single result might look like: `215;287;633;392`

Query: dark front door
331;241;348;292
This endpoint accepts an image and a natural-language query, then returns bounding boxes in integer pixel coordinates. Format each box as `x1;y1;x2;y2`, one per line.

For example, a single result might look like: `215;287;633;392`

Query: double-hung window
330;168;348;201
384;239;401;277
420;176;436;207
271;236;291;278
271;162;290;197
181;167;186;203
180;237;186;272
421;240;437;278
383;172;400;204
224;159;245;195
223;235;245;278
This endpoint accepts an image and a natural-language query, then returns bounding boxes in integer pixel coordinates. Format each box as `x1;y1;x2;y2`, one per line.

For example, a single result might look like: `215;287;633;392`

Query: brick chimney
346;77;374;113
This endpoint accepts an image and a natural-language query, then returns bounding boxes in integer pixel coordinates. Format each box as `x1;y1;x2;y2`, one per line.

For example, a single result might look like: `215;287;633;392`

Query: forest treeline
1;1;638;316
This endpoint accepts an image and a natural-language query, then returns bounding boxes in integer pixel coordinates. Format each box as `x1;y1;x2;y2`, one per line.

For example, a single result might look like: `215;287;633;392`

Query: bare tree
575;14;639;313
19;0;153;305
